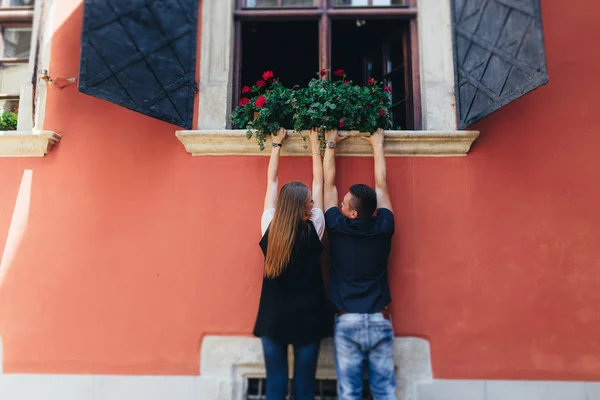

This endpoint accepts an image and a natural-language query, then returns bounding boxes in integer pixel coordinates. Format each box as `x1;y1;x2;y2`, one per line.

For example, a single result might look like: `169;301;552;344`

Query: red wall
1;0;600;380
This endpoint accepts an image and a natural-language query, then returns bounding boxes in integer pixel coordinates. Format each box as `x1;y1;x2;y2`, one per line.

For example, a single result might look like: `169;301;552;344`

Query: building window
246;378;373;399
234;0;420;130
0;0;34;120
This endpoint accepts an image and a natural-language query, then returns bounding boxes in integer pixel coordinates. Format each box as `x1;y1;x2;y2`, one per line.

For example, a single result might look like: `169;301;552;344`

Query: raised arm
308;129;324;211
264;128;287;210
323;129;346;211
362;128;393;211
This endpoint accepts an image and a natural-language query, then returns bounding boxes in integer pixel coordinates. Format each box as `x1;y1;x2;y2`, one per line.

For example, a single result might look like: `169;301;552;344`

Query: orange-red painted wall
1;0;600;380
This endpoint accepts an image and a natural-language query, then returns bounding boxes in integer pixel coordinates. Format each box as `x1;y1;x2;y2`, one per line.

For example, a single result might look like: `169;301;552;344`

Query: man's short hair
349;184;377;219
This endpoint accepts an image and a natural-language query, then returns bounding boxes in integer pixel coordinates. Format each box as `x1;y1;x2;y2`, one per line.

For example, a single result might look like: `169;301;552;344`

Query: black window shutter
451;0;548;129
78;0;198;129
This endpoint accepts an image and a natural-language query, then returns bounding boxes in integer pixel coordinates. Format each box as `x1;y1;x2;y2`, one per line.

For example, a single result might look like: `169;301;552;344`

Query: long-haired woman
253;128;331;399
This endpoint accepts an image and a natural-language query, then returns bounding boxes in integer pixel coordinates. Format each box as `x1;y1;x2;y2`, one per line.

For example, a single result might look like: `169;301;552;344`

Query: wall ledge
176;130;479;157
0;131;61;157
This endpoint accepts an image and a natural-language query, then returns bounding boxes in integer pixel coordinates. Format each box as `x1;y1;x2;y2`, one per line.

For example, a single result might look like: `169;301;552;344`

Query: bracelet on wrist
272;142;282;148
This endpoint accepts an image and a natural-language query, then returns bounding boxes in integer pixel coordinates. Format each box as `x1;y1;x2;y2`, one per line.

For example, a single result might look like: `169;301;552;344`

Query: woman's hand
360;128;385;148
264;128;286;211
308;128;320;152
272;128;287;145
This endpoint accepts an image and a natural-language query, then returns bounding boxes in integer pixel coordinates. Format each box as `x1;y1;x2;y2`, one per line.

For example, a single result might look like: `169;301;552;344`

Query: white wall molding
16;0;54;132
0;335;3;375
0;131;61;157
197;0;235;129
176;129;479;157
417;0;458;131
417;379;600;400
4;0;58;158
195;0;461;133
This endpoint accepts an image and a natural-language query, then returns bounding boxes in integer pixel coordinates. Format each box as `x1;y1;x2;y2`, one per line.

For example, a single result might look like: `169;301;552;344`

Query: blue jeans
334;313;397;400
260;337;321;400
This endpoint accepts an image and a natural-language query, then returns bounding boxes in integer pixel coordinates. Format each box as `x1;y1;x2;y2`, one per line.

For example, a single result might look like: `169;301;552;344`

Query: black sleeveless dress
253;220;333;345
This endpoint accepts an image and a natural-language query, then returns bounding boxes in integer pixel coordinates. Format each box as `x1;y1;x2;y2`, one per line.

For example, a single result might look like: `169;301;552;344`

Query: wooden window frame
232;0;422;129
0;4;33;106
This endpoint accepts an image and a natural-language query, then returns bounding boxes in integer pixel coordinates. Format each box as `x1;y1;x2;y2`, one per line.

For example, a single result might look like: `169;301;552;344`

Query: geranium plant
230;69;394;151
230;71;294;151
0;108;18;130
292;69;393;149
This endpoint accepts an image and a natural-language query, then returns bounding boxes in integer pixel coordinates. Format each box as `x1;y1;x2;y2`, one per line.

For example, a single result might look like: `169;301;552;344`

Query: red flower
368;77;375;85
320;69;327;77
344;80;349;85
242;86;252;94
256;80;266;87
384;86;392;93
262;70;274;81
239;97;250;106
334;69;345;77
380;108;386;117
339;119;345;129
255;96;267;108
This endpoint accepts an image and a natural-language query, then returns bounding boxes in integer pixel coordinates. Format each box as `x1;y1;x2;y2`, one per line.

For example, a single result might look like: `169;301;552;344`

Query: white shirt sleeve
261;208;276;236
309;208;325;240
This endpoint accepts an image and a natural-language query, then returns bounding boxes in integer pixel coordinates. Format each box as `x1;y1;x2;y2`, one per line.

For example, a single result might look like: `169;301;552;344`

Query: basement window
246;377;373;399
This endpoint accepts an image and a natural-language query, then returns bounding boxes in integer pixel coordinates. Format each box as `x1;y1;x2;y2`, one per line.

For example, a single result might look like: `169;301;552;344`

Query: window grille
246;378;373;400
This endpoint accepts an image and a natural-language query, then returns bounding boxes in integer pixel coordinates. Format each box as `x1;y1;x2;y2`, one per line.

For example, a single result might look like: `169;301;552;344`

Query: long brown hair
264;181;310;278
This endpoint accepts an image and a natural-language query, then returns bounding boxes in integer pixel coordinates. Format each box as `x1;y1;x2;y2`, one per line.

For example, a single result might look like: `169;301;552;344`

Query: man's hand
323;129;343;212
272;128;287;144
360;128;385;148
326;129;348;145
363;128;392;212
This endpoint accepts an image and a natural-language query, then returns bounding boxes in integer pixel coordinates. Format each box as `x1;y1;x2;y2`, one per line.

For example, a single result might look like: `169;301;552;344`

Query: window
0;0;34;121
233;0;420;129
246;378;373;399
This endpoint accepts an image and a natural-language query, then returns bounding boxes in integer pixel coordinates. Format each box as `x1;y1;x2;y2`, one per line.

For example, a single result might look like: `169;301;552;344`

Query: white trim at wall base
0;335;432;400
2;335;600;399
417;379;600;400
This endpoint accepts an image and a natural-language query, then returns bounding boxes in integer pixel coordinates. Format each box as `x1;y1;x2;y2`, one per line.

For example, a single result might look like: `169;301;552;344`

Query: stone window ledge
0;131;61;158
176;130;480;157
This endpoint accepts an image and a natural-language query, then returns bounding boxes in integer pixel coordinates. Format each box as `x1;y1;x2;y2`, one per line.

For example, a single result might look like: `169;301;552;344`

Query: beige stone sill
0;130;61;157
176;129;480;157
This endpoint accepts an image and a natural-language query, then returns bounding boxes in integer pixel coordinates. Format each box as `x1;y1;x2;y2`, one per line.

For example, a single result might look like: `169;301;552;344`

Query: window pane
335;0;405;6
0;62;28;95
239;20;318;107
2;28;32;58
0;98;19;113
244;0;315;8
5;0;35;6
332;19;411;129
0;98;19;130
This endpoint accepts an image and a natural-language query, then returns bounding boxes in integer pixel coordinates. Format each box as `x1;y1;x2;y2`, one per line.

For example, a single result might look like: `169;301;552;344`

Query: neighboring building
0;0;32;113
0;0;599;399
